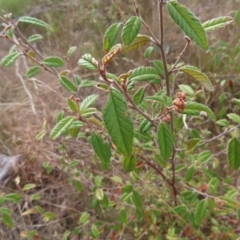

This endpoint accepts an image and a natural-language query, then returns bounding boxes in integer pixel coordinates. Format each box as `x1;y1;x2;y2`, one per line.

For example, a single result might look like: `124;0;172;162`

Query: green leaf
43;56;64;67
118;209;128;224
50;116;75;140
2;212;14;228
6;28;14;38
96;188;104;201
232;98;240;105
128;67;160;83
103;88;134;156
178;84;194;96
157;122;173;161
26;66;40;78
56;111;64;123
103;22;122;53
144;46;154;58
122;16;142;45
122;34;151;52
194;199;207;226
79;79;98;88
69;120;83;129
80;94;98;112
102;194;109;208
219;196;238;208
185;166;195;182
123;155;136;172
43;212;56;222
23;184;36;191
79;211;90;225
67;46;77;57
202;16;233;33
111;176;123;184
63;231;71;240
182;101;215;120
175;164;186;172
133;87;145;105
90;133;111;170
18;16;53;31
122;185;133;193
227;113;240;124
139;119;152;133
132;191;142;209
228;137;240;170
4;193;22;202
60;76;78;93
153;60;165;77
216;119;229;127
28;34;43;42
36;130;46;141
75;180;83;192
91;224;99;239
1;52;21;67
154;153;167;168
179;65;214;91
78;53;97;70
67;99;79;113
167;1;208;49
81;107;97;118
187;138;201;151
8;45;17;54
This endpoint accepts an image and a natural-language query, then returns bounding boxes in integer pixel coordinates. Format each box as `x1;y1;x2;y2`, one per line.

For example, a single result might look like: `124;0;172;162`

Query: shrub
0;1;240;239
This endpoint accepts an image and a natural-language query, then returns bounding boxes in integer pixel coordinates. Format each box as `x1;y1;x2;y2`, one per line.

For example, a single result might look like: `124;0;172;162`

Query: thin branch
4;35;57;76
15;56;36;115
137;154;172;186
113;0;126;22
169;37;190;74
132;0;161;47
176;124;240;152
122;89;157;127
158;0;170;96
158;0;173;132
0;15;59;76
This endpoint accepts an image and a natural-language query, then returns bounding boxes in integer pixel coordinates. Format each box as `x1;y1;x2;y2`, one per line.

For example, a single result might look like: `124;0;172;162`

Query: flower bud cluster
173;92;186;113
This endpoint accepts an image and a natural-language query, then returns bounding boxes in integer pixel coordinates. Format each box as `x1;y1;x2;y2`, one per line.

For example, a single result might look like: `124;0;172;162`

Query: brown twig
169;37;191;74
137;154;171;186
175;124;240;152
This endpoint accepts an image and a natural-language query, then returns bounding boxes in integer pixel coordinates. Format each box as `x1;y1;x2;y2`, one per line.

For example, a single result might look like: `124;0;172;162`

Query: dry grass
0;0;239;239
